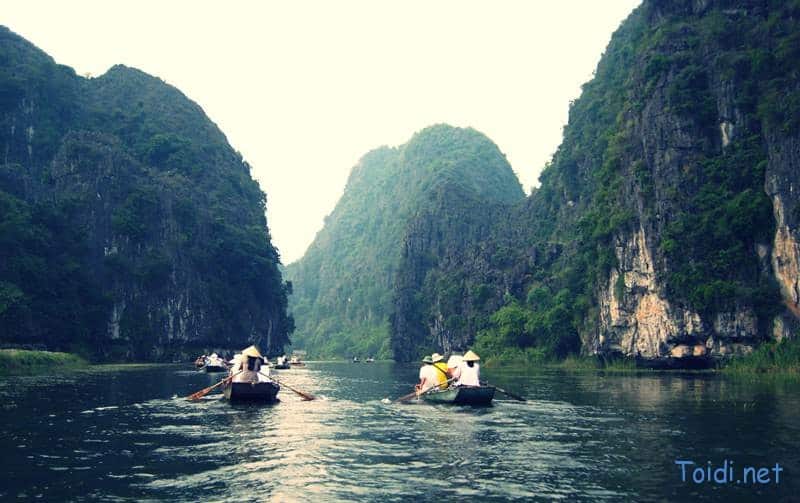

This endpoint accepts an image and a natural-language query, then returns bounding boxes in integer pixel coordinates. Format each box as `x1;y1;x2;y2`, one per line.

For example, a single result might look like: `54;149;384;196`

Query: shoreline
0;349;88;376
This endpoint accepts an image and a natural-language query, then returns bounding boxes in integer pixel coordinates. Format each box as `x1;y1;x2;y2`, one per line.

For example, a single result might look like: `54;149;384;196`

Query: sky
5;0;641;263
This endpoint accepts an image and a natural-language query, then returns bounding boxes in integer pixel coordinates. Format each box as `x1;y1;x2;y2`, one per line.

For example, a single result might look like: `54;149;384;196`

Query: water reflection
0;363;797;501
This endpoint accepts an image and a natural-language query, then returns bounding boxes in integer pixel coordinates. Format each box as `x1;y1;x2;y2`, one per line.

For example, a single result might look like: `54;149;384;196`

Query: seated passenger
455;350;481;387
431;352;449;388
231;346;263;383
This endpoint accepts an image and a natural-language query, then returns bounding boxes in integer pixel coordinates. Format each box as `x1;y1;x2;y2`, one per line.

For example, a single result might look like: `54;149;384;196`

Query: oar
187;371;242;401
259;372;315;401
392;377;455;403
486;382;526;402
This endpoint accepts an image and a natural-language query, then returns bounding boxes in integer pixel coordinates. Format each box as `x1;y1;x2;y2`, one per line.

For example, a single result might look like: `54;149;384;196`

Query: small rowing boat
272;355;291;369
421;385;495;406
223;381;280;402
204;353;228;373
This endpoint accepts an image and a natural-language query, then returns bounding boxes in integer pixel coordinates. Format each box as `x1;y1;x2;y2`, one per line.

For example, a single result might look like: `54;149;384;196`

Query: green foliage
0;190;110;350
111;189;159;240
392;1;800;365
661;137;780;315
0;27;293;359
723;338;800;377
287;125;524;359
0;349;87;376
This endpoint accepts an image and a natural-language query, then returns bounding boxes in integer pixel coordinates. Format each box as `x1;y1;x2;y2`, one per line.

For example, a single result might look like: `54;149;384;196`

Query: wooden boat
204;364;228;373
223;380;280;402
365;357;374;363
290;356;306;367
421;385;495;406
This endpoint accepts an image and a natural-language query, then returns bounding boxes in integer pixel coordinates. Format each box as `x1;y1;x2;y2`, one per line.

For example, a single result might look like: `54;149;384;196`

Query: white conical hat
431;352;444;363
463;350;480;362
241;345;262;358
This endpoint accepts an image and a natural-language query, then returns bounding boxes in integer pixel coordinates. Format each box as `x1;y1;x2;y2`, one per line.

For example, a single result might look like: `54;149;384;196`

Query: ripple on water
3;363;800;501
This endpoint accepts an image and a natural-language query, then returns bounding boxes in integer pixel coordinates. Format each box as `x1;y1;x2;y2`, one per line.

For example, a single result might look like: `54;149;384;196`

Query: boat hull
223;381;280;402
204;365;227;373
273;363;290;370
422;385;495;405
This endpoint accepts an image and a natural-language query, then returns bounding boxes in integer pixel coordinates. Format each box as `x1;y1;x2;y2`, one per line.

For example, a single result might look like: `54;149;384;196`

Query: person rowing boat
223;345;279;402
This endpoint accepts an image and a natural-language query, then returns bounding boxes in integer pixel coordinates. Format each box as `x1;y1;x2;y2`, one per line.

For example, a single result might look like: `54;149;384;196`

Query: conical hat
463;350;480;362
241;345;262;358
431;352;444;363
421;355;433;364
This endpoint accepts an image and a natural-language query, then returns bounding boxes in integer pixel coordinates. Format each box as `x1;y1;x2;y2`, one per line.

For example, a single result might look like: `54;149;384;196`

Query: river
0;362;797;501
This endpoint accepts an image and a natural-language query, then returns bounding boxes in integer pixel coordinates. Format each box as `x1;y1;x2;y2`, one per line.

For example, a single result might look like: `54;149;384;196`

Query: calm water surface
0;362;797;502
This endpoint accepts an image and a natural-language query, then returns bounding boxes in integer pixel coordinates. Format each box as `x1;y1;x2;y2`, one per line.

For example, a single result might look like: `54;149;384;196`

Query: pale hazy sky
5;1;640;263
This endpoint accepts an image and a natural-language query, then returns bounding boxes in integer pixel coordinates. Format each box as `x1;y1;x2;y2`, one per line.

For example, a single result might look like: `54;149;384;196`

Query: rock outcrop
388;0;800;364
0;27;293;359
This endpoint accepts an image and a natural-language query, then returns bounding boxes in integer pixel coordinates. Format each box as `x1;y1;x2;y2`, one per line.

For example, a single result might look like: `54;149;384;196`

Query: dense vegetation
723;338;800;377
0;349;87;376
393;0;800;362
0;27;293;360
286;125;524;359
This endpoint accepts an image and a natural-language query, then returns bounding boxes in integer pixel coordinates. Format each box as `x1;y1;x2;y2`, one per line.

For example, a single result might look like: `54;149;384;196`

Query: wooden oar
393;377;455;403
187;370;242;401
259;372;315;401
487;383;526;402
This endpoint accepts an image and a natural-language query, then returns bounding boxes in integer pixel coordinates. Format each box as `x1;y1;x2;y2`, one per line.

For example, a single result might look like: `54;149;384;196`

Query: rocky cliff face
389;0;800;364
587;0;799;364
0;27;292;359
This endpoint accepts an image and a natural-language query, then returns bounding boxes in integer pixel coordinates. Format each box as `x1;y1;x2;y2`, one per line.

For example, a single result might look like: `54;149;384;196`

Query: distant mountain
0;26;293;360
392;0;800;364
285;125;524;358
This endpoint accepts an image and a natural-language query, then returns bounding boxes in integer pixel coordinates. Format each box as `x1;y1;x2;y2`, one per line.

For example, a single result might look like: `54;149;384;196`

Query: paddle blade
186;387;212;401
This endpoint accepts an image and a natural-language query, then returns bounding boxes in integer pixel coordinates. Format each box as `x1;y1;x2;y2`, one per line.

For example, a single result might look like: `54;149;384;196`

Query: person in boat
454;350;481;386
230;345;270;383
431;353;449;389
206;353;226;368
415;355;440;394
446;354;463;378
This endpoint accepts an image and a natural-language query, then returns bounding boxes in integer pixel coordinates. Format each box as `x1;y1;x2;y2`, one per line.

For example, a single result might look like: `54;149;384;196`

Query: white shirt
418;364;439;392
456;361;480;386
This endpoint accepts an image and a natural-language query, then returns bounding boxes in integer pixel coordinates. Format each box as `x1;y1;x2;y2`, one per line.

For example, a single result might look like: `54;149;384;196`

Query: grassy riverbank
722;338;800;378
482;339;800;378
481;348;640;372
0;349;88;376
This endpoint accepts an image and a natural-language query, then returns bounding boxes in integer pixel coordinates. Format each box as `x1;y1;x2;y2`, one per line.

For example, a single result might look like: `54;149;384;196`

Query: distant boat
223;381;280;402
290;355;306;367
421;385;495;406
352;356;360;363
365;357;374;363
204;354;228;373
273;355;291;370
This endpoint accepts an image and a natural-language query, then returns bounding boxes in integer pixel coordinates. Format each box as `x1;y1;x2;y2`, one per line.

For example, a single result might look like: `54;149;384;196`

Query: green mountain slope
391;0;800;365
285;125;524;358
0;27;293;360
